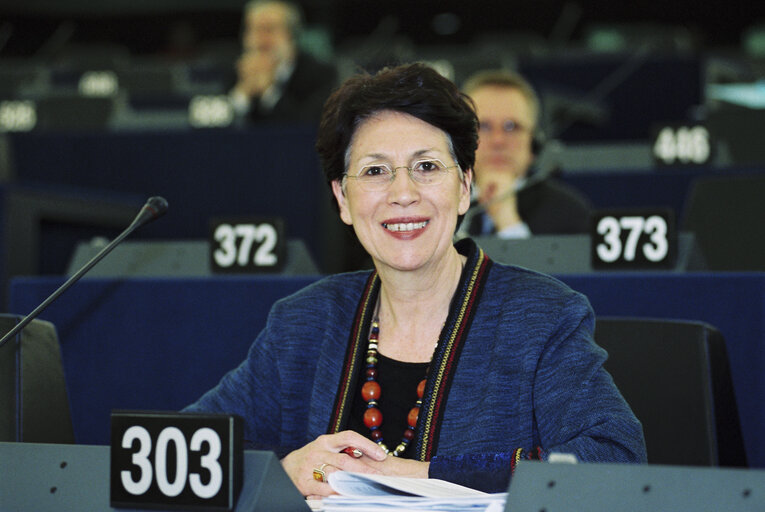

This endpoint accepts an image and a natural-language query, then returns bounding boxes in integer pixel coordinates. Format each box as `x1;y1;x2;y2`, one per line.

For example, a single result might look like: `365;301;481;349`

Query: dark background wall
0;0;762;57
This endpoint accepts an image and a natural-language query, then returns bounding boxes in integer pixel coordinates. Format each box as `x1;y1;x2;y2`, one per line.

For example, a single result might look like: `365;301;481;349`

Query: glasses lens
411;159;448;184
502;120;520;133
357;164;392;190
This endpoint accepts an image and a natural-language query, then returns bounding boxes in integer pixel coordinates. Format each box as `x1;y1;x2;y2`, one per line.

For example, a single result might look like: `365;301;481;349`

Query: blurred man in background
461;70;592;238
229;0;338;123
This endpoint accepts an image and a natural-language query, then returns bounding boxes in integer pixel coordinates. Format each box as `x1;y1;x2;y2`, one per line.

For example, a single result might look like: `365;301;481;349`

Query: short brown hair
244;0;303;39
462;69;540;128
316;63;478;185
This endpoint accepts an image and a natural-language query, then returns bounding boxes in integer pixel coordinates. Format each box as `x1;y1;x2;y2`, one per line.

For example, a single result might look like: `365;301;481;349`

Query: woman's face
332;110;472;273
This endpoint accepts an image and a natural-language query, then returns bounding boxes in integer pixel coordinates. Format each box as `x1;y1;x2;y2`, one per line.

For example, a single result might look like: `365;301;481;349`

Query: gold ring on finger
312;463;330;483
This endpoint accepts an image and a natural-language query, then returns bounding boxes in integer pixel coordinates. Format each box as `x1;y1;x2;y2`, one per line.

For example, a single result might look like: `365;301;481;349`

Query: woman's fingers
322;431;388;461
281;431;389;497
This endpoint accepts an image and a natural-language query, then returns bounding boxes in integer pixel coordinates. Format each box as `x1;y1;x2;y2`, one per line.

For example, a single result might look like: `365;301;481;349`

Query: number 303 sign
591;209;677;269
110;411;243;510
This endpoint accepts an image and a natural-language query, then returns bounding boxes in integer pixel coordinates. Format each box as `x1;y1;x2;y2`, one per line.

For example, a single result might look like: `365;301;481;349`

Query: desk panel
0;442;310;512
9;275;317;446
9;272;764;468
8;126;335;271
560;168;765;224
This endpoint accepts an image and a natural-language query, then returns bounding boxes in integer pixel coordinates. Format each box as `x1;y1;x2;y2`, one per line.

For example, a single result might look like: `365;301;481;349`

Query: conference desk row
3;126;764;310
4;127;765;282
3;442;763;511
9;270;765;469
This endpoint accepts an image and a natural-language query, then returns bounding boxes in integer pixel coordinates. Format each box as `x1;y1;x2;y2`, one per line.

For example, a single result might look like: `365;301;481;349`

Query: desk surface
4;442;765;512
0;442;310;512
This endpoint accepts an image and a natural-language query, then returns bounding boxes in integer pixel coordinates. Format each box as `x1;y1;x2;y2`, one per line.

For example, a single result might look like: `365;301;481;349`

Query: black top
347;353;429;458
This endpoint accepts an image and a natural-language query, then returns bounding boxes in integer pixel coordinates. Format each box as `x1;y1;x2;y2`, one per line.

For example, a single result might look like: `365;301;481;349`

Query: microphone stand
456;177;543;241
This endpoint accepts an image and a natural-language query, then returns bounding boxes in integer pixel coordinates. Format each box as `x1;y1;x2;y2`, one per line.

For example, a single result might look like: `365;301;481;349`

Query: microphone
456;175;547;240
129;196;169;230
0;196;168;348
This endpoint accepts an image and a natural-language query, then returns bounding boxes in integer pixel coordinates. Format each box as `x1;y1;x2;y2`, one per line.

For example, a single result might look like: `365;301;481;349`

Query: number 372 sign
591;209;677;270
209;216;286;274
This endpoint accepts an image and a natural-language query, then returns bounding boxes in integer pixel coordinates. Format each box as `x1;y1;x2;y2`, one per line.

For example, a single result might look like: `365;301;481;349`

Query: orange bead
361;381;381;401
407;406;419;427
364;407;383;428
417;379;427;398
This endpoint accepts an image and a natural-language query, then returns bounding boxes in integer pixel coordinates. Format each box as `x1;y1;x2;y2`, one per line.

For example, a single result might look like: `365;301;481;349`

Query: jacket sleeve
429;294;647;492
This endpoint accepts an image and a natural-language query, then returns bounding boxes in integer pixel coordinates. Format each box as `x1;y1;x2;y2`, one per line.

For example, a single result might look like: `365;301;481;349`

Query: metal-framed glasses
478;119;529;135
345;158;460;191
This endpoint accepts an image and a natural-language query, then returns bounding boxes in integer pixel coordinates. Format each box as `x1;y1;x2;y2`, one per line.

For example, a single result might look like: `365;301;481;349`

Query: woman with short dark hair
187;63;646;498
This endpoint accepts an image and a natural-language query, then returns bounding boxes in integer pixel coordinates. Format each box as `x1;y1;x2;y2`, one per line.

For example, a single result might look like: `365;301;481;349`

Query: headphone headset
531;128;546;156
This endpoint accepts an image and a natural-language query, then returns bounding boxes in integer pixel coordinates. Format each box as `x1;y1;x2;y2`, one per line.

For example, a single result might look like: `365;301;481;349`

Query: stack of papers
319;472;506;512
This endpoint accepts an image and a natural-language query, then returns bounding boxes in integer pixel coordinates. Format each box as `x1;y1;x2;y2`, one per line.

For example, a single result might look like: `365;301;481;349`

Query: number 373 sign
591;209;677;270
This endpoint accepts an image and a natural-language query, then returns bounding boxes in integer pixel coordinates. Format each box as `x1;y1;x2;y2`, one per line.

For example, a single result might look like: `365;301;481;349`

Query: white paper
328;472;487;498
322;494;506;512
318;472;505;512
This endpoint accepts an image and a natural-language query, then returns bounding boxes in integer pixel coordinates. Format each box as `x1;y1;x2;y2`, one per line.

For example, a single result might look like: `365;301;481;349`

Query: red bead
361;381;381;401
364;407;383;428
403;428;415;440
407;406;419;427
365;367;378;380
371;429;383;441
417;379;427;398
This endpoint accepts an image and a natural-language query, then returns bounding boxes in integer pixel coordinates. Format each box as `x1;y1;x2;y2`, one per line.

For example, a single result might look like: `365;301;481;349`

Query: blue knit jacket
185;240;646;492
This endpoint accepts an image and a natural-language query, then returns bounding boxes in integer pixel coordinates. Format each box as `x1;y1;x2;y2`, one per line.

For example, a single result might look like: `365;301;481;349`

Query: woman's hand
281;430;388;498
235;50;279;97
362;456;430;479
477;176;522;231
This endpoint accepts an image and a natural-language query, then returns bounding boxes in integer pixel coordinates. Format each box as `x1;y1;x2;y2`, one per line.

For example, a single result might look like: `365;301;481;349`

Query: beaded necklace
361;319;431;456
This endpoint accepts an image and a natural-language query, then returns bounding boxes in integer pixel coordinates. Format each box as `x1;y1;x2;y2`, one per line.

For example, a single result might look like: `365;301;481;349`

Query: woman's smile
382;218;429;234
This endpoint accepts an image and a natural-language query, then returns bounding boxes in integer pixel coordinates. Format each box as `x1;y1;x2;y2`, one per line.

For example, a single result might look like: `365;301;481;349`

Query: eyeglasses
345;158;460;191
478;120;530;135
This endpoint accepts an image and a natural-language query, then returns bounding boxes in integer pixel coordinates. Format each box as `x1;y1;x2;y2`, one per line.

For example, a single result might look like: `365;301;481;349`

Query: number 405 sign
591;209;677;270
